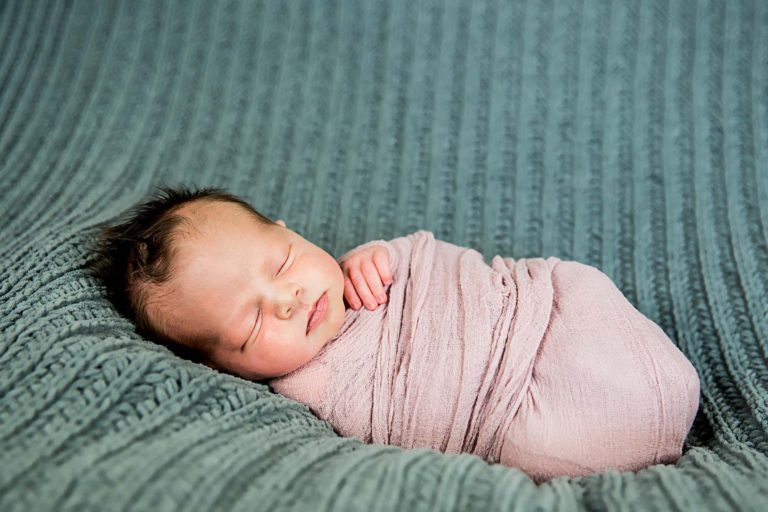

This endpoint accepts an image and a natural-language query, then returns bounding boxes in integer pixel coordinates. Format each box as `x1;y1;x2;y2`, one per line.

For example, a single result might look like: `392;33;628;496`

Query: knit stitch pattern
0;0;766;510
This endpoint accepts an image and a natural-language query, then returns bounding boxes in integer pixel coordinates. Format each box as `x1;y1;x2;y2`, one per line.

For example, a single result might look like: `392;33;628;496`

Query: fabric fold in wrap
268;231;700;482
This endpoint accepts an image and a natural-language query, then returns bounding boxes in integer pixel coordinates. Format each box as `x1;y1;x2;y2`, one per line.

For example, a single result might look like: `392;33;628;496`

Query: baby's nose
274;286;302;318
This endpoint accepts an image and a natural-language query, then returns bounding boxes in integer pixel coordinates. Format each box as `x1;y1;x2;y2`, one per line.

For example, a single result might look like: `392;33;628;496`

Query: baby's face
156;201;346;380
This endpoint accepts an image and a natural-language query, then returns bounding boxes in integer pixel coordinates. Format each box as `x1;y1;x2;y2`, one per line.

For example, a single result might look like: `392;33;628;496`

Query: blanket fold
269;231;700;482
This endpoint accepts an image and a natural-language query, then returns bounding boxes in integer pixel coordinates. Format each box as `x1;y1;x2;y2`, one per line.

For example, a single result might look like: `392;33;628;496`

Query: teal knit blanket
1;0;766;510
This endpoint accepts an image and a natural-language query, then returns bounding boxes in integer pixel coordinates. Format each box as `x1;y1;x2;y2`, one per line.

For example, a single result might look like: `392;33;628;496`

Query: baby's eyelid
246;245;291;350
243;314;259;351
277;245;292;275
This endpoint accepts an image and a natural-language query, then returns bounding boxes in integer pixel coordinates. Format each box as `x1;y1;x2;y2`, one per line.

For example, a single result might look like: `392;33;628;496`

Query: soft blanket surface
270;231;700;483
1;0;767;510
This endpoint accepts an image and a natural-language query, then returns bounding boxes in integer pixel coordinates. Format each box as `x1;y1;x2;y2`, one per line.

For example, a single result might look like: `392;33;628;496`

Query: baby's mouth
306;291;328;334
307;300;317;331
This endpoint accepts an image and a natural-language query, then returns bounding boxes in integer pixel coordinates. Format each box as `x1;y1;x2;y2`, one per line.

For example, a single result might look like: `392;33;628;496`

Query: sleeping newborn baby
90;186;700;483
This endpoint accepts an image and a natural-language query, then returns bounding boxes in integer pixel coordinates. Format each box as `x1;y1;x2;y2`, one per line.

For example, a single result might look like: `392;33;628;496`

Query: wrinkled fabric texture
268;230;700;482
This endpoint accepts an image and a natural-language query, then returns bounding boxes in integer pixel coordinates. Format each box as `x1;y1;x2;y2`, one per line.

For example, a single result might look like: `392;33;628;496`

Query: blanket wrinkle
268;230;700;482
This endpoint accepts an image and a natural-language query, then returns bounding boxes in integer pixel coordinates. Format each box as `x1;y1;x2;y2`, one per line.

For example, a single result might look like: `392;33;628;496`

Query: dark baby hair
85;184;276;363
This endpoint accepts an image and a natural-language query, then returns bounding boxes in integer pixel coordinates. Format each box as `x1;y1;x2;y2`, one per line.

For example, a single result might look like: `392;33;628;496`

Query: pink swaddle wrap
268;231;700;482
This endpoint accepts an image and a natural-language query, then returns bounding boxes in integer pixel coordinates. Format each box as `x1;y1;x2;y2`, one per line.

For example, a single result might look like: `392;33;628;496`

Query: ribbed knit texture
0;0;765;510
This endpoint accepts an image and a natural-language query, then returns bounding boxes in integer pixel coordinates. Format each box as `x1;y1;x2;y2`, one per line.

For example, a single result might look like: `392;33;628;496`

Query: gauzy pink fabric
268;230;700;482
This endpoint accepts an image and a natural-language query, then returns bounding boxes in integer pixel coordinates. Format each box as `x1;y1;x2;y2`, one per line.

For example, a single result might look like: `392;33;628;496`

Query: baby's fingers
343;276;362;310
372;249;393;286
359;260;388;308
346;264;380;310
348;268;376;310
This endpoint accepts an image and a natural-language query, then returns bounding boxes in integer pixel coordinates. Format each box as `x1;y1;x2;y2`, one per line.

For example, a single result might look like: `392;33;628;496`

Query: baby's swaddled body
268;231;700;482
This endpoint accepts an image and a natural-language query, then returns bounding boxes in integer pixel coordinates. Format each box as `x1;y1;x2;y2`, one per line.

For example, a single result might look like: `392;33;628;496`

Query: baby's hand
340;246;393;310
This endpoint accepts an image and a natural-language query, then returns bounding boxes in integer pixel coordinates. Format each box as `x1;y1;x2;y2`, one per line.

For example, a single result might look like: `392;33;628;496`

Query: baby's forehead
175;203;263;244
177;199;248;229
171;223;270;279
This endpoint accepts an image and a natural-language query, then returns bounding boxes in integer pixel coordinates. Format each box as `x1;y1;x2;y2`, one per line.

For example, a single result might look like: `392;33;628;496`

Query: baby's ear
276;219;286;228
